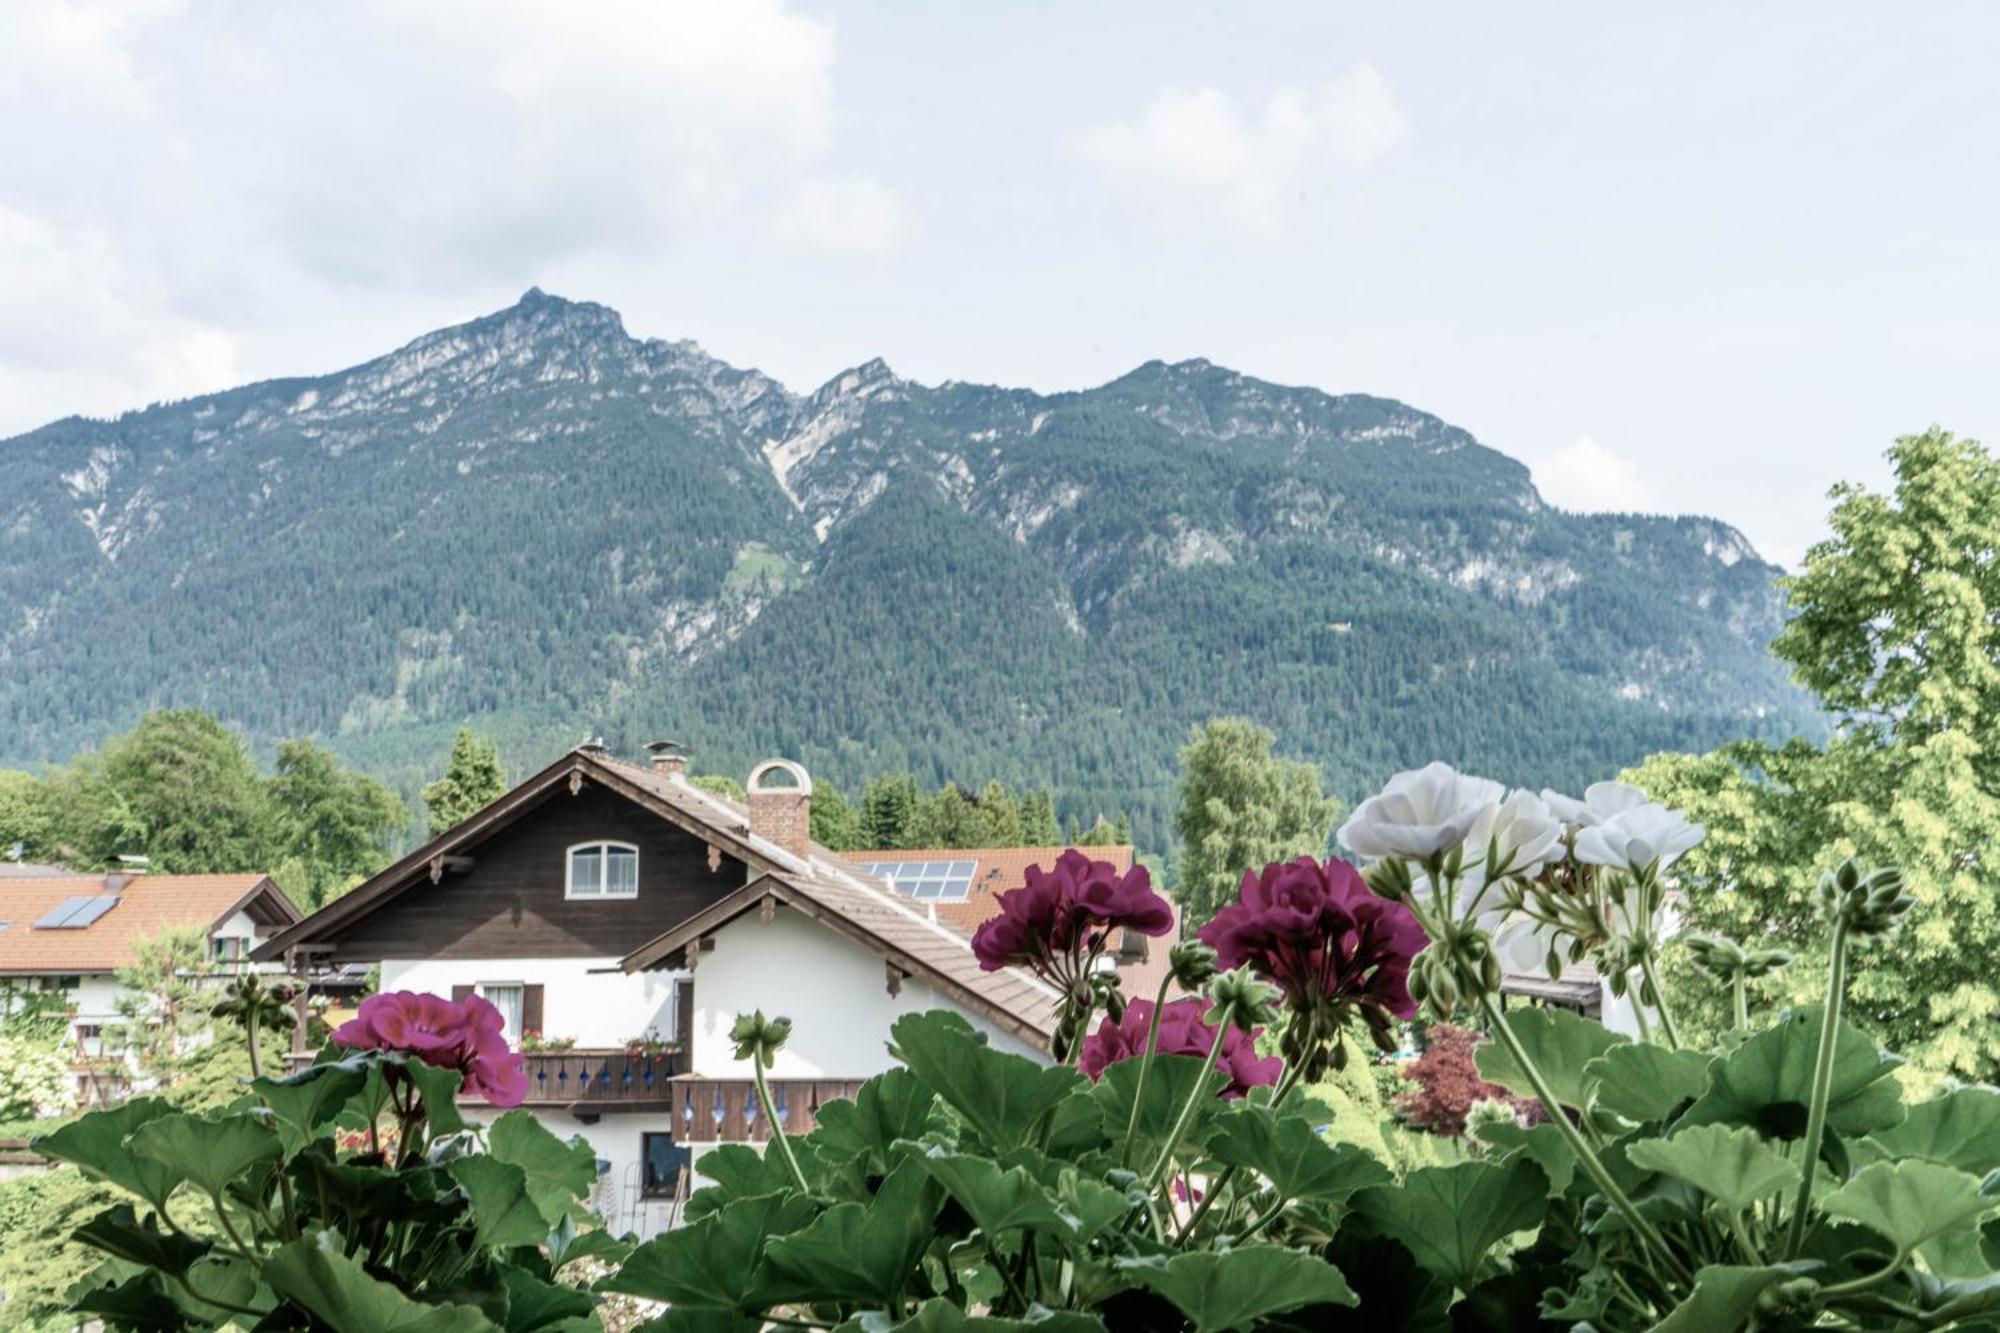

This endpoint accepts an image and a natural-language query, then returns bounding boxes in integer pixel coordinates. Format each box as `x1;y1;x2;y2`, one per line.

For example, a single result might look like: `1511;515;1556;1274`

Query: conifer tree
422;729;507;838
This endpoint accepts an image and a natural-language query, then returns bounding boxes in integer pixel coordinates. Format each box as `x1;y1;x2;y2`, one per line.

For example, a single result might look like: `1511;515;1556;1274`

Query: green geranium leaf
1908;1271;2000;1323
500;1265;599;1333
638;1312;765;1333
489;1110;598;1225
70;1271;186;1330
1202;1104;1390;1205
1473;1121;1576;1194
1475;1008;1626;1111
889;1011;1086;1153
74;1203;211;1273
548;1215;633;1274
1821;1159;1998;1254
1090;1054;1226;1163
1626;1124;1801;1214
1585;1044;1713;1124
34;1097;182;1207
810;1068;938;1175
266;1230;503;1331
1349;1158;1549;1293
761;1158;942;1307
1651;1263;1822;1333
128;1111;283;1200
846;1300;1108;1331
254;1059;370;1158
601;1190;817;1309
1679;1005;1904;1140
1052;1167;1136;1242
404;1057;471;1136
910;1148;1067;1237
294;1144;461;1226
450;1157;557;1250
1863;1087;2000;1175
179;1253;265;1322
1116;1248;1356;1331
684;1142;801;1221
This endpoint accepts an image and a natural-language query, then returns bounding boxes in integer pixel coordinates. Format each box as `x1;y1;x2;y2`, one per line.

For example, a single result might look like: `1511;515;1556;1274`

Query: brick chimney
746;759;813;859
647;739;689;778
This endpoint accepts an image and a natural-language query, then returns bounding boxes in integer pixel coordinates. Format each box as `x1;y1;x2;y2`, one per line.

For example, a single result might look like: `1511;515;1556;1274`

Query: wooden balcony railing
510;1048;685;1109
669;1077;864;1143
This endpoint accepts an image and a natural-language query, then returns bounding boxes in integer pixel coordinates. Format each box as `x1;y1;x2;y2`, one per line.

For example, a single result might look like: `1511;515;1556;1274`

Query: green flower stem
1120;972;1176;1168
1476;992;1692;1286
1783;917;1850;1260
1144;1001;1235;1193
1639;950;1684;1050
243;1004;263;1079
752;1049;810;1194
1732;973;1750;1031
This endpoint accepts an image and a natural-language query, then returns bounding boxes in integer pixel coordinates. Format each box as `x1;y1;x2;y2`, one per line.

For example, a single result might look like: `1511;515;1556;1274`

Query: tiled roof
0;874;297;975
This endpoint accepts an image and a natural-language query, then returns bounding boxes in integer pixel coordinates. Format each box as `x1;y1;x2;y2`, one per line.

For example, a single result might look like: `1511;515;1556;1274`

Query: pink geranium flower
971;849;1174;975
333;990;527;1108
1077;998;1282;1100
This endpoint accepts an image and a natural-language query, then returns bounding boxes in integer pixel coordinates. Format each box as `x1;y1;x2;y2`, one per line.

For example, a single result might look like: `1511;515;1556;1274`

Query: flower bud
729;1009;793;1065
1167;940;1219;991
1207;967;1280;1031
1817;861;1914;937
1363;856;1414;903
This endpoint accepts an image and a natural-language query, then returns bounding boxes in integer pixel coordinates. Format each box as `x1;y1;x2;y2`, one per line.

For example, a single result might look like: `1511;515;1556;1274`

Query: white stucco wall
379;957;686;1048
688;906;1045;1079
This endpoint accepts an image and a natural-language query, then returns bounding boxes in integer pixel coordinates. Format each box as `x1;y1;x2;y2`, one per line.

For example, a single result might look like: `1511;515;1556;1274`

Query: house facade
0;870;300;1099
255;744;1062;1239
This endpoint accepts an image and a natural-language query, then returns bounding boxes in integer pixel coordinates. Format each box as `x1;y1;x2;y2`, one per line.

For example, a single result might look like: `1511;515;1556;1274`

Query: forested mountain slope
0;290;1813;844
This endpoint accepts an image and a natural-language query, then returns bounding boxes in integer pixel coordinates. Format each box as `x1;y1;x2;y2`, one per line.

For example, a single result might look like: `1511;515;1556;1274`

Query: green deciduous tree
1633;428;2000;1077
46;709;270;872
0;768;54;861
1174;717;1341;925
421;728;507;837
266;739;409;908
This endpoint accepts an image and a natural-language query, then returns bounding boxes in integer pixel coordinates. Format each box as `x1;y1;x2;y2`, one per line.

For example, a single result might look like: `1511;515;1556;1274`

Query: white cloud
771;176;909;255
1073;67;1409;228
1531;437;1655;514
0;0;897;430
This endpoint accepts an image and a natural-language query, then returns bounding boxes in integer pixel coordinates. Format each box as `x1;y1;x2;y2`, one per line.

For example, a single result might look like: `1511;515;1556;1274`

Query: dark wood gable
324;784;748;962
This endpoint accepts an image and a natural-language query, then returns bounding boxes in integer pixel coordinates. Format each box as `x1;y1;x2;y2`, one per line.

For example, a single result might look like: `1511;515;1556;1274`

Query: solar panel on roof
860;860;976;902
32;895;120;929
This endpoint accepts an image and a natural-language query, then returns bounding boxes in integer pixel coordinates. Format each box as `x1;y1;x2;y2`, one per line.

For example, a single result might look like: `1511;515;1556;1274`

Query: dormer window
567;841;638;899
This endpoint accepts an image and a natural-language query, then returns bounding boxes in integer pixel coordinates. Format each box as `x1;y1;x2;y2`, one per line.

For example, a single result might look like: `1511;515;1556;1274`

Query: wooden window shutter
522;984;545;1037
675;978;694;1057
450;985;473;1004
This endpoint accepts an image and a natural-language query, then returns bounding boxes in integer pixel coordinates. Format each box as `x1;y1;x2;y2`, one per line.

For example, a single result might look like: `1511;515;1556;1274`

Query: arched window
567;841;639;899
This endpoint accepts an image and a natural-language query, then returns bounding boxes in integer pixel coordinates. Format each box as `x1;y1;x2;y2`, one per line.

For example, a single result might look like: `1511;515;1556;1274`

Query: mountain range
0;289;1814;847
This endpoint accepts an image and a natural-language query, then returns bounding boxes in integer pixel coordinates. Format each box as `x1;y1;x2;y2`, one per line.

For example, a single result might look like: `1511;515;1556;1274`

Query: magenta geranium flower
1077;998;1281;1100
1198;858;1426;1074
970;849;1173;975
333;990;527;1108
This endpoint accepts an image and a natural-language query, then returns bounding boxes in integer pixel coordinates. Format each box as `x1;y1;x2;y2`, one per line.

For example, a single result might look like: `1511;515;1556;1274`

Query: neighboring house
0;871;300;1091
836;845;1177;998
254;743;1062;1239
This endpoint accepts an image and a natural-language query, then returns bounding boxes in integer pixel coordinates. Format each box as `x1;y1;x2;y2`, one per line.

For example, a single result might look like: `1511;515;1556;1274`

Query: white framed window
567;841;639;899
479;983;524;1040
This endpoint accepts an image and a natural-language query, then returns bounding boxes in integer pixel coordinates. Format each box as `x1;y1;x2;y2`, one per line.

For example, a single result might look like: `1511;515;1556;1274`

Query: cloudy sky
4;1;1994;567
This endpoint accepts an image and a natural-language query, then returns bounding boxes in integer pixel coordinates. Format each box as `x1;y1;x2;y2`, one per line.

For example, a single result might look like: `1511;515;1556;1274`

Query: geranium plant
38;989;621;1330
45;811;2000;1332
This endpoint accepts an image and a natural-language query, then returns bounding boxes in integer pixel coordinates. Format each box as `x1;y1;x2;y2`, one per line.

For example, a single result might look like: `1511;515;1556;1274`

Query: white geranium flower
1469;790;1566;880
1540;780;1651;830
1573;802;1705;875
1493;916;1558;975
1338;762;1505;861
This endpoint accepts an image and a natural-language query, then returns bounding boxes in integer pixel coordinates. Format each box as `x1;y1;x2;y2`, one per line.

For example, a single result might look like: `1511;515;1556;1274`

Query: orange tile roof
0;874;296;975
